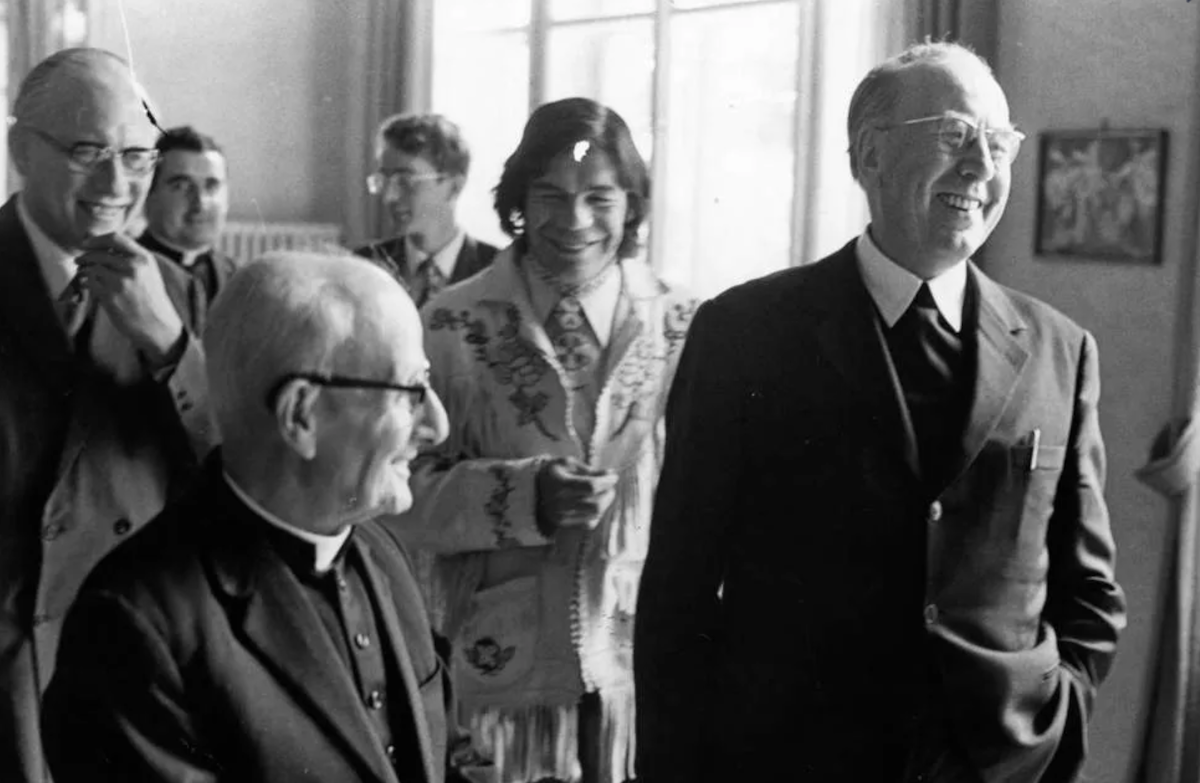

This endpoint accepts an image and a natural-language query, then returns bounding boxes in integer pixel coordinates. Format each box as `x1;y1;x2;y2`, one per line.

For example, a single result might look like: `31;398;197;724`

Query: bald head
9;48;160;252
204;252;421;441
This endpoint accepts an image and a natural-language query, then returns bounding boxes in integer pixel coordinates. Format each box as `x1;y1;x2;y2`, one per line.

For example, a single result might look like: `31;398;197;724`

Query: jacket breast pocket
1005;443;1068;552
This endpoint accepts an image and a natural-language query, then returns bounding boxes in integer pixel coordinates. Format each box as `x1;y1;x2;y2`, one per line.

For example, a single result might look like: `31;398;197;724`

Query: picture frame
1034;128;1168;264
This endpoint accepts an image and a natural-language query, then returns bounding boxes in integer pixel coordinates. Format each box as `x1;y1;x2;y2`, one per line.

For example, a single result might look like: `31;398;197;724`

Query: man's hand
535;457;619;536
77;233;186;369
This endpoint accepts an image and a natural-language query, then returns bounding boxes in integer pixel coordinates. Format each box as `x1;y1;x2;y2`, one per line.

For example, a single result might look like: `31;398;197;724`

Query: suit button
386;744;397;764
113;518;133;536
354;633;371;649
923;603;939;625
927;501;943;523
366;690;384;710
41;525;63;542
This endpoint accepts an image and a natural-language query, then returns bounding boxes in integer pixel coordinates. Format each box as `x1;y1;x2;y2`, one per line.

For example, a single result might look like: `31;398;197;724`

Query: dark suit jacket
42;464;448;783
353;234;498;301
138;231;239;308
634;240;1126;783
0;195;213;783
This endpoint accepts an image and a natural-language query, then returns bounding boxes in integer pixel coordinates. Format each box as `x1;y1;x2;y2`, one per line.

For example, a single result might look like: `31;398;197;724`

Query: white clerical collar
17;194;77;300
223;472;351;573
855;228;968;332
524;256;623;348
405;230;465;281
147;229;207;268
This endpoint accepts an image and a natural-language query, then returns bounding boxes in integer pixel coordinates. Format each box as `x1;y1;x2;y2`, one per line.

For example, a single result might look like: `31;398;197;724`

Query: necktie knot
411;256;446;307
55;273;93;347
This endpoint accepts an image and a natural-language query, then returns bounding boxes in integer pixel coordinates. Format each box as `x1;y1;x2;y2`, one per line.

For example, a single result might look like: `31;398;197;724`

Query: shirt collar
17;194;77;300
146;229;208;268
524;257;624;347
223;472;351;573
405;230;465;281
855;228;968;332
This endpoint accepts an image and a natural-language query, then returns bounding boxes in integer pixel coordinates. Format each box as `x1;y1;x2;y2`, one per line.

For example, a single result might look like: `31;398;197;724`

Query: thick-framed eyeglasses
23;125;160;176
366;171;445;195
877;115;1026;163
264;372;429;411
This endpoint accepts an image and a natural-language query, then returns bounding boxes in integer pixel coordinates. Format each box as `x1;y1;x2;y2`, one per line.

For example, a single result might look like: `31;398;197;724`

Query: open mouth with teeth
937;193;985;212
80;202;127;220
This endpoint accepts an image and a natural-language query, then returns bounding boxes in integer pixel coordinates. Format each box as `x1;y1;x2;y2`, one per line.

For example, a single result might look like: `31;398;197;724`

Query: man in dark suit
635;42;1127;783
139;125;238;304
43;251;453;782
0;48;215;783
355;113;498;307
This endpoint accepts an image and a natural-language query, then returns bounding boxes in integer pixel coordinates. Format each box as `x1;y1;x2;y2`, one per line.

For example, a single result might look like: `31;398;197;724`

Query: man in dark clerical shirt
139;125;237;303
42;251;454;783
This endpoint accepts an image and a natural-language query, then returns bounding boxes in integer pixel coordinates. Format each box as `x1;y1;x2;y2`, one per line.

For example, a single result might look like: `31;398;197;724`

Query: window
431;0;891;298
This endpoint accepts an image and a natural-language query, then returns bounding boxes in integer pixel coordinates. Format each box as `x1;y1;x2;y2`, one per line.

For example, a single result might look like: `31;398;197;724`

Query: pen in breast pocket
1029;428;1041;471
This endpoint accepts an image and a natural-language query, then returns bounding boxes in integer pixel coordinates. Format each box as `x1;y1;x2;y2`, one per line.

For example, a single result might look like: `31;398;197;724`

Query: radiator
217;220;346;265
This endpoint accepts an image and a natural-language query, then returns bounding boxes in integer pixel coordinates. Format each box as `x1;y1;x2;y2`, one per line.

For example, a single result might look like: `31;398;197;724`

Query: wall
89;0;358;226
988;1;1199;779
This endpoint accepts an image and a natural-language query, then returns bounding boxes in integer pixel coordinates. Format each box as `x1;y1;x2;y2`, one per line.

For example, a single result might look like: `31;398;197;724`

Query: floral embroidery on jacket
484;464;518;548
430;305;557;439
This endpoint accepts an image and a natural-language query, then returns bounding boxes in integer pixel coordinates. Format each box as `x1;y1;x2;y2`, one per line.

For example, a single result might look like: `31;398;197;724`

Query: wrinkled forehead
893;56;1011;127
29;57;155;141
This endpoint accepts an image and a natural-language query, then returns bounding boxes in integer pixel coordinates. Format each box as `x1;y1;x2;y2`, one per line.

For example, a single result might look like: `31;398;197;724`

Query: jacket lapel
450;237;480;284
812;243;920;480
948;266;1030;481
356;539;438;783
210;495;395;783
0;196;75;391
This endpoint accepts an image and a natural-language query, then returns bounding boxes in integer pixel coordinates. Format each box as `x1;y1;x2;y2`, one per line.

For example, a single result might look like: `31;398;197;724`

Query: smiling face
376;146;460;252
144;149;229;251
11;54;158;253
317;286;449;522
861;56;1013;278
524;146;629;280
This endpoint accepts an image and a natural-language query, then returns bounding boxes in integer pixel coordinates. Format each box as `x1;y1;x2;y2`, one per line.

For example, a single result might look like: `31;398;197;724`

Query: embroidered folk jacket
395;246;696;781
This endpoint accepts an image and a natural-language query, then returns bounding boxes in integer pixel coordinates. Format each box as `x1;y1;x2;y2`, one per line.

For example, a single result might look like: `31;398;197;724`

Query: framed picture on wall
1034;128;1168;264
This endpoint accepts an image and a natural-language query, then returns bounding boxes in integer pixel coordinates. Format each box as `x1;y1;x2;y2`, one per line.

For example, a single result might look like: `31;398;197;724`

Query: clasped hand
535;457;619;536
76;233;185;368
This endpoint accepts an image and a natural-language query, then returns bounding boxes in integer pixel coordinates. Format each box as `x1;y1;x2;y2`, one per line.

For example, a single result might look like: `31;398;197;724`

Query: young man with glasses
0;48;216;783
637;41;1126;783
355;113;498;308
43;251;453;783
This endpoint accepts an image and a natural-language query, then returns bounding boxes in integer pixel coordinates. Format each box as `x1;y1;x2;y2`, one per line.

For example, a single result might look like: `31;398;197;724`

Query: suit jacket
138;231;240;307
42;462;448;783
0;195;215;783
634;240;1126;783
354;234;499;302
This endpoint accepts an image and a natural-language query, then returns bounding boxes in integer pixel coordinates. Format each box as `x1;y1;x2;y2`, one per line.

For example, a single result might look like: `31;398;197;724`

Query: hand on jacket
535;457;618;536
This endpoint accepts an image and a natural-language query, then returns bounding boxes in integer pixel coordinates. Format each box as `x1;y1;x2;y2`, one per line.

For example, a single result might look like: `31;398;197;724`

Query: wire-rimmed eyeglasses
366;171;446;196
877;115;1026;163
264;372;429;411
22;125;160;176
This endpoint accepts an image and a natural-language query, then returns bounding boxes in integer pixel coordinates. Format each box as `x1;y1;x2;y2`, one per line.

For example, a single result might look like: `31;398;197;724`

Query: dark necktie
887;283;966;480
54;274;94;351
413;257;446;308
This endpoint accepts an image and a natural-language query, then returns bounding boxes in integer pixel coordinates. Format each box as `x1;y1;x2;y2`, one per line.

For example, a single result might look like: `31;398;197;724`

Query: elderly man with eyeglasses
636;41;1126;783
355;113;499;308
43;251;453;783
0;48;217;783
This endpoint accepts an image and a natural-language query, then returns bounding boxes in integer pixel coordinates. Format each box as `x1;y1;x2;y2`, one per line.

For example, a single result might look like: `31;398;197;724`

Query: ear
855;126;883;184
446;173;466;200
8;125;32;179
275;380;321;460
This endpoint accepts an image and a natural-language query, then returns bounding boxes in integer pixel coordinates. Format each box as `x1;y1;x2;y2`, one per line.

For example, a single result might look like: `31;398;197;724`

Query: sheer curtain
1133;38;1200;777
342;0;433;248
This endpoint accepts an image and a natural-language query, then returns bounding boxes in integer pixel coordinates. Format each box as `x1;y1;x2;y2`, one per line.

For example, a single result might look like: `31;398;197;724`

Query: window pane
432;31;530;247
436;0;530;33
660;2;798;298
545;20;655;163
550;0;654;22
671;0;767;10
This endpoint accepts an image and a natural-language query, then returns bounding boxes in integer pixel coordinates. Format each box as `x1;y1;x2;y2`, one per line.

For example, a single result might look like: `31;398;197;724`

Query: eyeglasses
366;171;445;195
878;115;1026;163
264;372;429;411
23;125;160;176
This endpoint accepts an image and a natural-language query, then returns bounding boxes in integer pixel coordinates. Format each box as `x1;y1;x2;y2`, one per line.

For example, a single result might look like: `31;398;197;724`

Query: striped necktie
54;274;93;350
